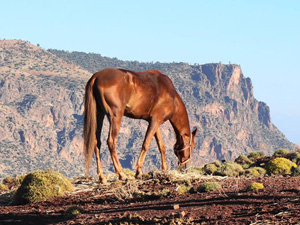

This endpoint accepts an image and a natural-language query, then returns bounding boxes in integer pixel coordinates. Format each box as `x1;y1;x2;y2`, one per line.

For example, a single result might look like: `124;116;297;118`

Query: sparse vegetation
245;167;266;177
234;155;253;168
122;168;136;178
2;176;15;185
15;169;74;204
1;167;300;224
265;157;297;175
289;152;300;165
274;148;290;157
65;206;84;216
203;163;218;175
197;182;221;192
176;184;192;194
216;161;244;177
247;151;264;161
246;182;264;192
291;166;300;176
0;183;8;191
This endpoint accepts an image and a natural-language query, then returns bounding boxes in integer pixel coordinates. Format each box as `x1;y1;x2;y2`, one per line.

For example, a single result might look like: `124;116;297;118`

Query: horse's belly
124;102;152;120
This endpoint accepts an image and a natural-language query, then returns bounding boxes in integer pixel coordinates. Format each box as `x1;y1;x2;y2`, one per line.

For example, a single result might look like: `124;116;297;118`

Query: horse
84;68;197;183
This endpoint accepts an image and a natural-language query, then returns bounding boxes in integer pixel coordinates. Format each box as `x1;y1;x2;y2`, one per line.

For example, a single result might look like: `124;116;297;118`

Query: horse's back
90;68;178;120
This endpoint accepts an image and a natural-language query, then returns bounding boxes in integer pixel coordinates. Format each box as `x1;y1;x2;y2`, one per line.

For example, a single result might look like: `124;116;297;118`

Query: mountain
0;40;294;178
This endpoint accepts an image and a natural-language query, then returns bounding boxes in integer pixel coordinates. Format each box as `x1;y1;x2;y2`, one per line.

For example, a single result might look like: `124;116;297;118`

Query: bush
289;152;300;165
188;166;204;174
265;157;297;175
246;182;264;192
123;168;135;178
176;184;192;194
274;149;290;157
212;160;221;167
235;155;253;165
2;175;26;187
65;206;84;216
197;182;221;192
216;161;244;177
16;175;27;186
203;163;218;175
248;151;264;161
160;188;171;197
244;167;266;177
15;170;74;204
3;176;15;185
291;166;300;176
0;183;8;191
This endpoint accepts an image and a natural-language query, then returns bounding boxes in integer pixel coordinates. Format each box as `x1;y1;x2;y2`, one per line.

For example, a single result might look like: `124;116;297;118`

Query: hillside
0;40;90;177
0;39;294;178
49;50;293;160
1;170;300;224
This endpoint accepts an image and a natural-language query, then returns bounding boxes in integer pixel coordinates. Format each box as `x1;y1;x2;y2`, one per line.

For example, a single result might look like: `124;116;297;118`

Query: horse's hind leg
95;108;106;184
107;112;126;180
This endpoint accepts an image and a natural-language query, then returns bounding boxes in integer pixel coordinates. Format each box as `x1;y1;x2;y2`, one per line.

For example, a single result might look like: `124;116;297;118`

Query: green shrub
176;184;192;194
235;155;253;165
3;176;15;185
65;206;83;216
16;174;27;185
0;183;8;191
245;167;266;177
246;182;264;192
123;168;135;178
247;151;264;161
2;175;27;188
197;182;221;192
203;163;218;175
289;152;300;165
216;161;244;177
265;157;297;175
274;149;290;157
212;160;221;167
188;166;204;174
15;170;74;204
291;166;300;176
160;188;171;197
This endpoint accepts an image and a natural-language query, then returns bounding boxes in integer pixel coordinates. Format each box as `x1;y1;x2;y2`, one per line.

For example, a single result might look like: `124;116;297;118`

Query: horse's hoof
135;172;142;179
99;177;107;184
119;172;127;181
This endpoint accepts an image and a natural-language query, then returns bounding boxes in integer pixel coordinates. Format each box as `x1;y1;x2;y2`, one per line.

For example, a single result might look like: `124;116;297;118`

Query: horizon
0;0;299;144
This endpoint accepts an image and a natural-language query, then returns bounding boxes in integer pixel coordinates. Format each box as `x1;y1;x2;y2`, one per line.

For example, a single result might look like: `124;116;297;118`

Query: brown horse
84;68;197;183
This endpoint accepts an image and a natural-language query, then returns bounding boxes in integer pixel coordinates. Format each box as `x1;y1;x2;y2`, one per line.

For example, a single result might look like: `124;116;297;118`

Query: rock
173;204;180;210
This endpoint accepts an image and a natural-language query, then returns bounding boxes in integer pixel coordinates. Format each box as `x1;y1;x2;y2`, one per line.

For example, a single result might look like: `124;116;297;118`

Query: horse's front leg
154;128;167;171
107;115;126;180
136;120;160;178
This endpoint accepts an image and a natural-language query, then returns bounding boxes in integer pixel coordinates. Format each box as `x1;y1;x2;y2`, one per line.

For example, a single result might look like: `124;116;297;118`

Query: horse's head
174;128;198;169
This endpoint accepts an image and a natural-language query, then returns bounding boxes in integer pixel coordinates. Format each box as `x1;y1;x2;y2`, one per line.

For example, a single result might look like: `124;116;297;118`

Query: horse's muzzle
178;159;191;170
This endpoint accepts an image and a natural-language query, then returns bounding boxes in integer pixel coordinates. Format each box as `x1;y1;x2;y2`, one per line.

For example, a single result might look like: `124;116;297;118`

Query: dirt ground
0;172;299;225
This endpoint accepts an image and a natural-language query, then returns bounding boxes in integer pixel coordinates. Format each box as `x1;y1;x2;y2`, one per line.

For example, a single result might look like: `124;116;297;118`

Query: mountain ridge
0;39;294;178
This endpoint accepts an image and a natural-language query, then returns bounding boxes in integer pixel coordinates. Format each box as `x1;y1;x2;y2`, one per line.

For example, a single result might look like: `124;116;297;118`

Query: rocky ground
0;170;299;225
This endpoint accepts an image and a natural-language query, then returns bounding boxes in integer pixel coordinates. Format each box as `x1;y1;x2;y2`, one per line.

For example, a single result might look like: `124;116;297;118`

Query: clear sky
1;0;299;144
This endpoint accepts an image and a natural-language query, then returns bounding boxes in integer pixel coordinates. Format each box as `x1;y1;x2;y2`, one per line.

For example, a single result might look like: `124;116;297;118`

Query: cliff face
0;40;293;178
0;40;89;177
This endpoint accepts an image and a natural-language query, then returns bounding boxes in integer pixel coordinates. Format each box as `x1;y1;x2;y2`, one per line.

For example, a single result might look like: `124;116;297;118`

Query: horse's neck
170;99;191;146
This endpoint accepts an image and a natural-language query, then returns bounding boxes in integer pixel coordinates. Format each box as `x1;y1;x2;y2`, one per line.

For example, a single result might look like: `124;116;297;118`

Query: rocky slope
0;40;293;178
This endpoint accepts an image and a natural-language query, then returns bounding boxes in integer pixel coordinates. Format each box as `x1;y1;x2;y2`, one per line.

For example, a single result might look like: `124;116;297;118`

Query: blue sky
1;0;299;144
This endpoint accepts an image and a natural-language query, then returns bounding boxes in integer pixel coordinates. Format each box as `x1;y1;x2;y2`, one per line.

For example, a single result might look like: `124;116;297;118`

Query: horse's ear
192;127;198;138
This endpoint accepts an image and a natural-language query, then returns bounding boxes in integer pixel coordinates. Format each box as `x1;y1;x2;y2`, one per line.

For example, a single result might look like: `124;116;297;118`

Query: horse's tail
83;76;97;177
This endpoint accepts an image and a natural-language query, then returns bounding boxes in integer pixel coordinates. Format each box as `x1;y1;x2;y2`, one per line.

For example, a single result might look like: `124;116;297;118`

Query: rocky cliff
0;40;293;178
